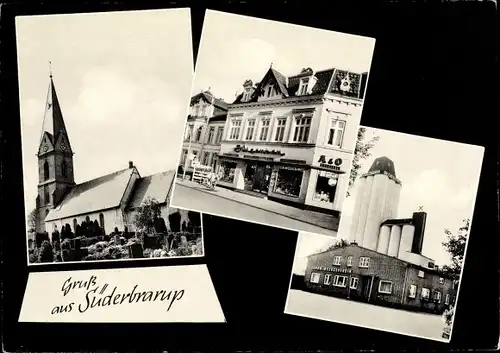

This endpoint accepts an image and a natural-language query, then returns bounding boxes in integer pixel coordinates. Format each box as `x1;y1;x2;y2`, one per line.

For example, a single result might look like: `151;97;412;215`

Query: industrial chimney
128;161;134;169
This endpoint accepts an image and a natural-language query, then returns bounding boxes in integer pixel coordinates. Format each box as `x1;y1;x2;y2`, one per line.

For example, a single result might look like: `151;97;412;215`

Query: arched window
99;213;105;233
43;160;50;181
73;218;77;232
61;161;68;179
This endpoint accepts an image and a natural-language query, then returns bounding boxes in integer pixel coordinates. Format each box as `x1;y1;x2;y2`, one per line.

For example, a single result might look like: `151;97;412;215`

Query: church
304;156;457;313
33;73;189;237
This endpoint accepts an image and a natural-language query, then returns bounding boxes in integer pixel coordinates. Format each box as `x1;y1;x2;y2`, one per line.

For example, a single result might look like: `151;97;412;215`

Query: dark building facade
304;244;457;313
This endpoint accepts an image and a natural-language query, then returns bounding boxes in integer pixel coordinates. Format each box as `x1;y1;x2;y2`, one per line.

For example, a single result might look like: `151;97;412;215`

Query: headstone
181;235;188;247
128;243;144;258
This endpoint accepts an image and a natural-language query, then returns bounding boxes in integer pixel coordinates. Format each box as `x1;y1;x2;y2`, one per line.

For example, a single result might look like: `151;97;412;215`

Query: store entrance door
252;163;272;194
361;276;373;302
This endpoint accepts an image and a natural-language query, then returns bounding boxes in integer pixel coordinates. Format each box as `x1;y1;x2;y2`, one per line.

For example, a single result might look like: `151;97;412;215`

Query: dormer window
299;78;309;95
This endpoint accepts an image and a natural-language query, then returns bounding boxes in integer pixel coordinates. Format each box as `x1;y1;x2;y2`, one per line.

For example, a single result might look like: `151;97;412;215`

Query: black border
1;1;499;351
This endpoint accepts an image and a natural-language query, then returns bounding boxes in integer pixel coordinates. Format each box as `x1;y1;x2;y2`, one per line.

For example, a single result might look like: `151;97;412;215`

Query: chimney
411;212;427;254
128;161;134;169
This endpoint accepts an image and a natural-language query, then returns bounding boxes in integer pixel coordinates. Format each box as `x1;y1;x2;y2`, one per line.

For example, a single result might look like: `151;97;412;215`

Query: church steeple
35;70;75;234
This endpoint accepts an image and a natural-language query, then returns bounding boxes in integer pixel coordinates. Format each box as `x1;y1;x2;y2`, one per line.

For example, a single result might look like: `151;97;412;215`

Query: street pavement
170;180;337;237
285;289;448;342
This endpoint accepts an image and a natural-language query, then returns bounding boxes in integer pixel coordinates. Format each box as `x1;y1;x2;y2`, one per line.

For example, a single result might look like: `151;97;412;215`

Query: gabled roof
190;91;228;111
232;67;368;104
45;167;137;221
126;170;176;210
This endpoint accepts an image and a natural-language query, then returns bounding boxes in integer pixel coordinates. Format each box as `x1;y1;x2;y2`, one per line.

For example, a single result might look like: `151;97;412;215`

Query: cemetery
28;203;203;264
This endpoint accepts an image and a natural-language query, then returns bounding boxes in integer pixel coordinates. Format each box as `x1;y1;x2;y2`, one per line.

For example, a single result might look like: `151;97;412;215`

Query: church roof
45;167;137;222
39;76;72;152
126;170;176;210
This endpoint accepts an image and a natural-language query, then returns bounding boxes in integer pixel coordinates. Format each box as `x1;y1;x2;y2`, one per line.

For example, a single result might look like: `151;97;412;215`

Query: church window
43;160;50;181
99;213;105;232
61;161;68;179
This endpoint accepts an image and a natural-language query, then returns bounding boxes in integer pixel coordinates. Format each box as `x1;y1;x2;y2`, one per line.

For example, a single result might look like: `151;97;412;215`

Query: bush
28;248;40;264
38;240;54;263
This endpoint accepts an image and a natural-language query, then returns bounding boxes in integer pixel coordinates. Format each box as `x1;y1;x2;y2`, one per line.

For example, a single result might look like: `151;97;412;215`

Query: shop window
346;256;353;267
359;256;370;268
229;120;242;140
274;118;286;142
207;127;215;143
219;161;237;183
421;287;430;300
245;119;256;140
409;284;417;298
445;293;450;305
333;256;342;265
350;277;359;289
332;275;347;287
433;291;442;303
327;119;345;147
310;272;320;283
259;119;270;141
324;274;332;285
313;171;338;203
378;280;393;294
273;168;303;198
439;277;444;285
292;116;311;142
418;270;425;278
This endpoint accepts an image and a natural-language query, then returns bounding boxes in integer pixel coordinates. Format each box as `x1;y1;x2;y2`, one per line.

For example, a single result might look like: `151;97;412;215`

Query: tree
441;218;469;281
133;197;161;235
321;238;349;252
27;208;37;234
347;127;380;197
38;240;54;263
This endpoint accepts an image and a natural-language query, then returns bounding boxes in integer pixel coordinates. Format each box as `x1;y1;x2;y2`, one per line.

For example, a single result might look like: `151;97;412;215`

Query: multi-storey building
180;90;228;172
215;66;368;215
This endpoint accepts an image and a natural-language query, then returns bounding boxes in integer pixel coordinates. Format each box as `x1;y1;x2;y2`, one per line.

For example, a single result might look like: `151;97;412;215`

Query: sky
292;127;484;275
16;9;194;219
193;10;376;104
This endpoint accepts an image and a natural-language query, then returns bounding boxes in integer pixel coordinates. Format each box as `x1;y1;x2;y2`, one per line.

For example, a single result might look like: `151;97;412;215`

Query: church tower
348;156;402;250
35;72;75;233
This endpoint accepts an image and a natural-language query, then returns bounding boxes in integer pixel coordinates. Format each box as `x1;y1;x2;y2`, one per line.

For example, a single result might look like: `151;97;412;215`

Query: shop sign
317;155;343;171
313;266;352;274
243;155;274;162
234;144;285;156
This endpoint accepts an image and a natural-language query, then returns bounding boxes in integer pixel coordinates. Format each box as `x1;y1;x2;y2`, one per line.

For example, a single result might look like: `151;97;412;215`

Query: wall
402;266;456;313
45;207;123;236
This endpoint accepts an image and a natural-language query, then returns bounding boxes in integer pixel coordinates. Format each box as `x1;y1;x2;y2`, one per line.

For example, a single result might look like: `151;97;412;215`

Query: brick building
304;243;457;313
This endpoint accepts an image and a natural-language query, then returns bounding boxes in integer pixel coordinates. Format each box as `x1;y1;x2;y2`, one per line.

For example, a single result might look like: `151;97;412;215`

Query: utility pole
182;124;193;180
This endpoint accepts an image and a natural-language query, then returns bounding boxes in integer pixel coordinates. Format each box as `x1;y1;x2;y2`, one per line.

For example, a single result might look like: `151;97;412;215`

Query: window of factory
378;280;393;294
273;168;303;198
346;256;353;267
219;161;237;183
433;291;442;303
310;272;320;284
350;277;359;290
245;119;256;140
324;274;332;285
445;294;450;305
408;285;417;298
421;287;430;300
332;275;348;287
359;257;370;268
418;270;425;278
439;277;445;285
333;256;342;266
313;171;338;203
229;119;242;140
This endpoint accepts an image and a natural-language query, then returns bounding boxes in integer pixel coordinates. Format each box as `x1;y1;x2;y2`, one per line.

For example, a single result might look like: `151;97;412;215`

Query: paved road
170;184;336;237
286;289;448;342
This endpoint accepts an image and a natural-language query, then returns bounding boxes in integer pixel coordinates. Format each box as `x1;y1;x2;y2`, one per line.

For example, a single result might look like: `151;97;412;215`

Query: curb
176;180;337;233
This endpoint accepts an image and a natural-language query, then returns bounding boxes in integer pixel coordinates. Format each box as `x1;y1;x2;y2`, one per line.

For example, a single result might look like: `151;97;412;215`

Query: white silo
348;176;366;244
376;225;391;254
362;173;390;250
387;225;402;257
354;174;374;245
398;224;416;259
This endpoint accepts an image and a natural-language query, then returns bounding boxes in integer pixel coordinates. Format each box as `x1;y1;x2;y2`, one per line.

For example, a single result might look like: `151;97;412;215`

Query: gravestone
128;243;144;258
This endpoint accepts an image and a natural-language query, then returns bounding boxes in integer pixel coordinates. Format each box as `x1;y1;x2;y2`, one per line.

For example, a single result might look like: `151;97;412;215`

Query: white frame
439;277;445;285
245;119;256;141
229;119;242;140
346;255;353;267
274;117;287;142
310;272;320;284
445;293;450;305
333;255;342;266
378;280;393;294
259;118;271;141
324;273;332;285
327;118;346;148
359;256;370;268
350;277;359;289
332;275;348;287
418;270;425;278
408;284;417;298
421;287;430;300
433;290;442;303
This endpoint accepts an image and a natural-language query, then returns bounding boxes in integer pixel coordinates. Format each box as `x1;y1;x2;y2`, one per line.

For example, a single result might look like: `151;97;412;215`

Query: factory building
304;156;458;313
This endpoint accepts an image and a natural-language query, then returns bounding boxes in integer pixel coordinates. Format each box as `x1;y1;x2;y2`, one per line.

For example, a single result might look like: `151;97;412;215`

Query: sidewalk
175;178;339;232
